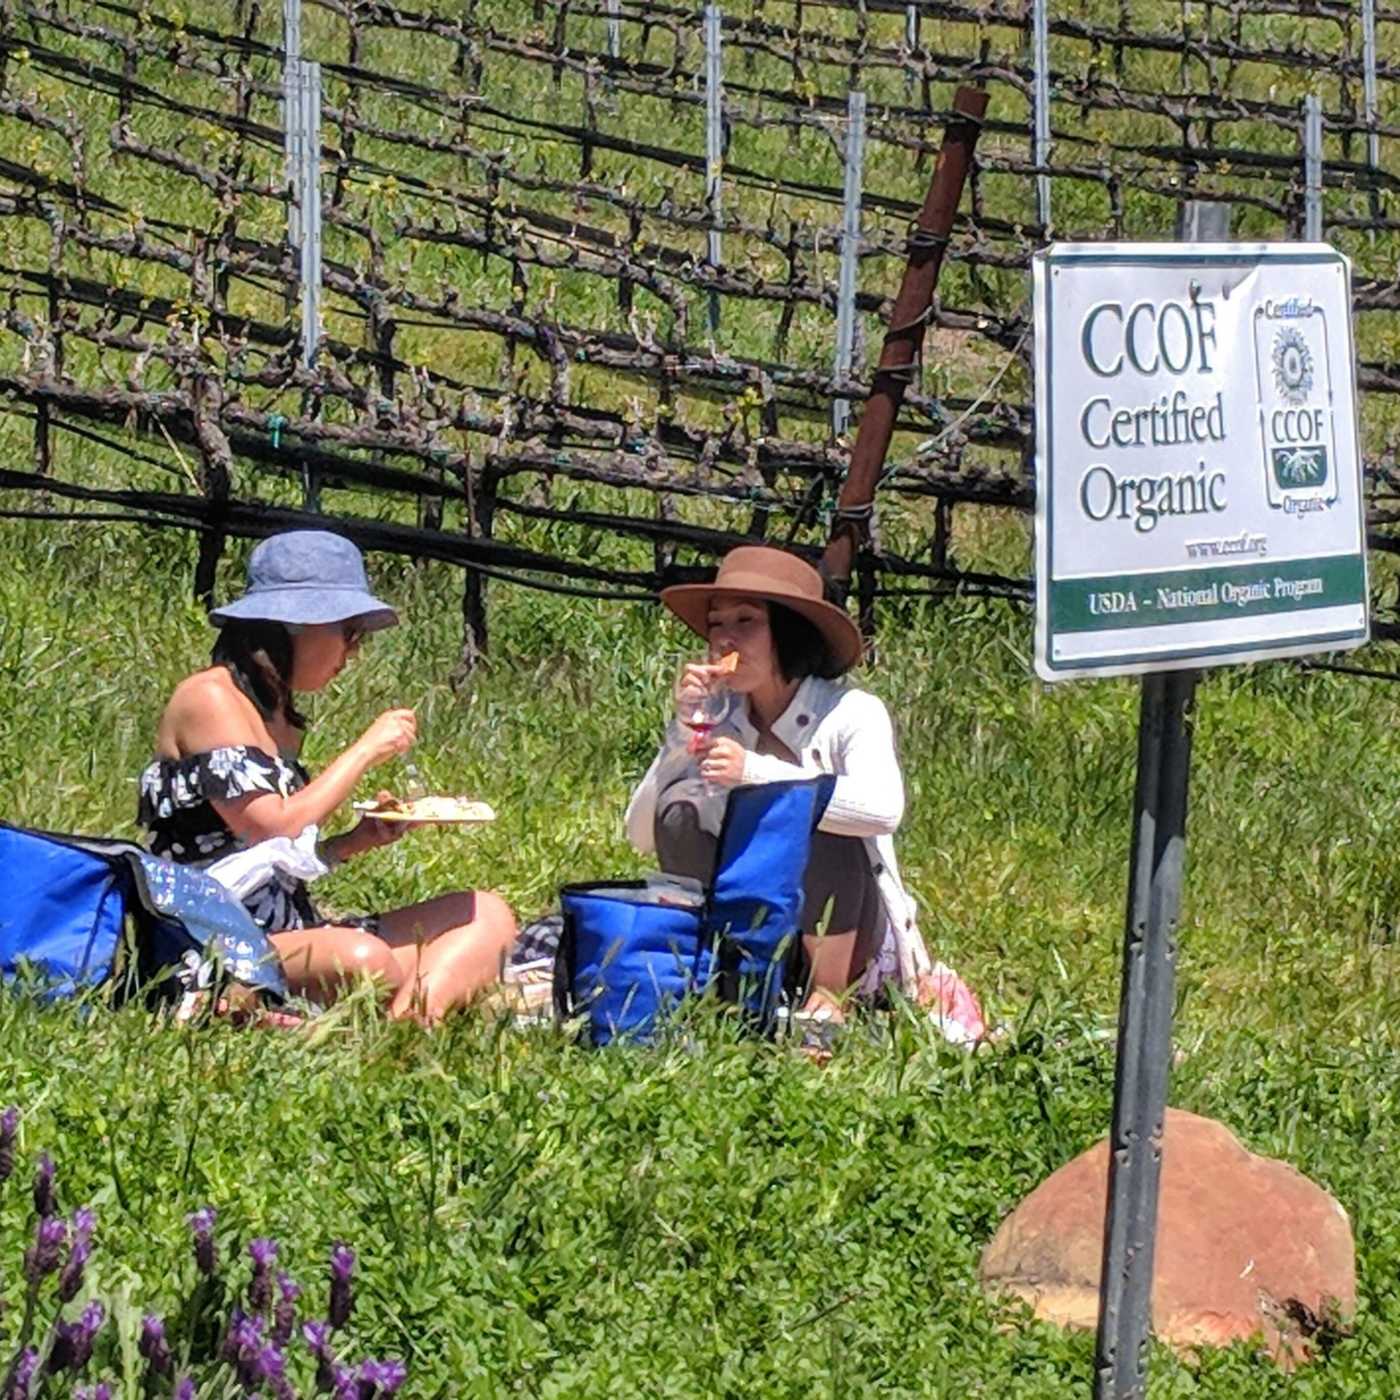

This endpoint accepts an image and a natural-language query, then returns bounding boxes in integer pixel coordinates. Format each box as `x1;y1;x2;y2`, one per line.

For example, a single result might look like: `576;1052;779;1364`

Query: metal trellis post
904;5;919;92
283;0;303;246
1303;94;1323;242
606;0;621;62
294;60;323;371
704;2;724;336
283;0;321;371
833;89;867;440
1032;0;1051;231
284;52;323;509
1363;0;1380;175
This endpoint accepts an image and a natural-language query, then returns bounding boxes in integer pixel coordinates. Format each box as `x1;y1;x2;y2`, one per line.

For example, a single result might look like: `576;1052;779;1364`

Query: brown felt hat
660;546;863;672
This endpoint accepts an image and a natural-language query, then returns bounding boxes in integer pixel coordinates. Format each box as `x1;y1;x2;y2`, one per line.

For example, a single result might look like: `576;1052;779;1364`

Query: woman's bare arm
168;675;416;843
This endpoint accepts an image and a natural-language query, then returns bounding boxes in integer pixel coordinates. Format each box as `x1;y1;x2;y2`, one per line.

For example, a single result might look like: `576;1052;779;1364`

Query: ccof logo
1272;327;1314;405
1272;445;1328;490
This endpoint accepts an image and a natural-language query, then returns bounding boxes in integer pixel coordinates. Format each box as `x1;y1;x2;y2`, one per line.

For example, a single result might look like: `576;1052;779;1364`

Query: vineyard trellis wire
3;0;1400;659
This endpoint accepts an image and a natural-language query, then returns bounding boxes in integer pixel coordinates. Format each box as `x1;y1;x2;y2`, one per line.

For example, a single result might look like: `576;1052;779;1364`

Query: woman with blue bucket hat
138;529;517;1021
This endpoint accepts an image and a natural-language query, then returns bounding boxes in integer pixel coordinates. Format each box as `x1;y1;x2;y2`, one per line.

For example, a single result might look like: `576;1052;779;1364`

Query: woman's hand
356;708;417;768
325;791;413;862
695;735;747;789
674;663;719;725
355;795;413;850
347;815;408;854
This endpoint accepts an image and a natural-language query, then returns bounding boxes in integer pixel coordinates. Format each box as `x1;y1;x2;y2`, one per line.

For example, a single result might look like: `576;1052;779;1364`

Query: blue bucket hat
209;530;399;632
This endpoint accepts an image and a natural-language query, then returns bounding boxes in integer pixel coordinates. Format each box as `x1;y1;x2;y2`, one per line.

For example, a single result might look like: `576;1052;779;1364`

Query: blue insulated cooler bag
558;776;835;1045
0;827;130;998
555;887;715;1047
0;823;286;1003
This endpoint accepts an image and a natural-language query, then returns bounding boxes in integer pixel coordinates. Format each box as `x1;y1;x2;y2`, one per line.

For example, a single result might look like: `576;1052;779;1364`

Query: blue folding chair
557;776;835;1045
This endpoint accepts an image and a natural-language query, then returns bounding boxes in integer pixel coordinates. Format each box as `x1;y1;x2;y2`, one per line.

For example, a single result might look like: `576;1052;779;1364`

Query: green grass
4;520;1400;1395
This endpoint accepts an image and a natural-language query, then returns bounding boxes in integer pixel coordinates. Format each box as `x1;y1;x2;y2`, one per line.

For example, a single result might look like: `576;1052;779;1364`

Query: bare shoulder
160;668;270;756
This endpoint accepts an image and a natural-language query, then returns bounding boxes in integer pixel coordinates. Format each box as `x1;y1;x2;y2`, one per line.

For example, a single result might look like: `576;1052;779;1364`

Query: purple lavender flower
303;1320;332;1353
56;1237;90;1303
331;1365;358;1400
174;1376;196;1400
220;1307;260;1368
357;1358;408;1397
223;1309;269;1389
32;1152;56;1218
218;1309;243;1366
73;1386;112;1400
303;1319;337;1393
47;1299;105;1373
57;1207;96;1303
139;1314;174;1376
188;1206;217;1275
0;1106;17;1183
23;1214;67;1283
247;1237;278;1312
3;1348;39;1400
328;1244;355;1329
253;1343;295;1400
273;1271;301;1345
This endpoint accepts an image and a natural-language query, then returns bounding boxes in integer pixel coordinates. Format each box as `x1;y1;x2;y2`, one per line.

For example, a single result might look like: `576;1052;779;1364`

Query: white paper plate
352;799;496;826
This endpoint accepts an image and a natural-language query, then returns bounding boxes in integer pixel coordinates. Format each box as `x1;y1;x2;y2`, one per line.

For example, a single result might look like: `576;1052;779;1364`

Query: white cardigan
624;675;936;998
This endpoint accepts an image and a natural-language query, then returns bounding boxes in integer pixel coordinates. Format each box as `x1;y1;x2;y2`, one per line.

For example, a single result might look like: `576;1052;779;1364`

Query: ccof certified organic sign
1033;243;1368;681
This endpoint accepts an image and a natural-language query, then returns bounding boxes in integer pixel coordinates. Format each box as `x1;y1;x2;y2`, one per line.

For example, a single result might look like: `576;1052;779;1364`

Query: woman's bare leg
801;929;859;1022
798;832;884;1024
269;927;406;1005
375;890;518;1022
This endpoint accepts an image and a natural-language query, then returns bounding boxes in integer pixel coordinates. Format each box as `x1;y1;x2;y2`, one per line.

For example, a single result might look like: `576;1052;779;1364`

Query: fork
402;755;428;801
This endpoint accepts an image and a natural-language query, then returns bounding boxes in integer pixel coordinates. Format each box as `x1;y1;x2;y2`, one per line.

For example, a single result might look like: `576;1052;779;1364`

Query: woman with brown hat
626;545;984;1042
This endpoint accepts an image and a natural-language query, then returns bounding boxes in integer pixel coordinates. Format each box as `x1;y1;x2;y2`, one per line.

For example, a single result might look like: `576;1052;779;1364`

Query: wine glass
678;658;731;793
688;685;730;738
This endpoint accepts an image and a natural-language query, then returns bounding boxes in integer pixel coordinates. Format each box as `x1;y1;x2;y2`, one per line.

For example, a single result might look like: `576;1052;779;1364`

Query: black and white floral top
138;745;318;933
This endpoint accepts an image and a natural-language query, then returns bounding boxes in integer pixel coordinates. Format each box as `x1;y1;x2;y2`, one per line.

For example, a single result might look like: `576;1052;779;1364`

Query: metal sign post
1093;662;1195;1397
1032;205;1368;1398
1093;205;1228;1398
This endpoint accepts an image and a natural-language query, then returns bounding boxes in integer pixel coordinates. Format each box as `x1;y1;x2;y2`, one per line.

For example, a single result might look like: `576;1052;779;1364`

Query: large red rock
979;1109;1355;1363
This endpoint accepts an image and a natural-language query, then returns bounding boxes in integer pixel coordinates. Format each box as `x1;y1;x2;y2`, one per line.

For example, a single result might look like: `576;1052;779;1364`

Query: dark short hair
768;602;846;682
211;620;307;730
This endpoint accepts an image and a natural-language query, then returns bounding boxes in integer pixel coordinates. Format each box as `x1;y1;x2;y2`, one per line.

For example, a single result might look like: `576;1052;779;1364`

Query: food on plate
353;795;497;824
